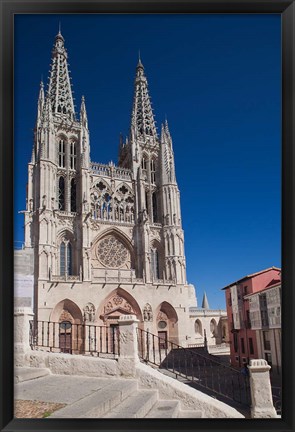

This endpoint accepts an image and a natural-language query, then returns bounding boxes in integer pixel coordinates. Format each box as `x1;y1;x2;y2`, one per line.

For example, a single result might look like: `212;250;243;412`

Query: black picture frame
0;1;294;431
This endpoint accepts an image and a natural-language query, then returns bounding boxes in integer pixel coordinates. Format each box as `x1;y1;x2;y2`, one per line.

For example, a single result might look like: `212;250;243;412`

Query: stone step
102;389;158;418
14;367;50;384
50;379;138;418
178;409;203;418
145;400;180;418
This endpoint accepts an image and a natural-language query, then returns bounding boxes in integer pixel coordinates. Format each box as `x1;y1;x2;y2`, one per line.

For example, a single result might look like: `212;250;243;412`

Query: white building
22;30;199;348
189;292;229;348
245;282;281;376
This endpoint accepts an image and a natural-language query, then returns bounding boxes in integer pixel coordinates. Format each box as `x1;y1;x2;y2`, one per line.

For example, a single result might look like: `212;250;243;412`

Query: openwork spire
131;59;157;140
47;31;75;120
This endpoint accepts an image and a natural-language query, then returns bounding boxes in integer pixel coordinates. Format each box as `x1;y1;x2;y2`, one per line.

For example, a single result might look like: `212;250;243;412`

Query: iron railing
272;386;282;416
137;328;251;407
29;320;120;358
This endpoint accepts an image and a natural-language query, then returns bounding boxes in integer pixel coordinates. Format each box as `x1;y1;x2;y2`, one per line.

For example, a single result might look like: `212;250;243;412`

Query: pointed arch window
58;177;65;211
151;248;160;280
150;159;156;184
70;178;77;213
195;319;202;336
70;142;77;170
58;139;65;167
141;156;147;171
152;192;158;223
60;240;73;276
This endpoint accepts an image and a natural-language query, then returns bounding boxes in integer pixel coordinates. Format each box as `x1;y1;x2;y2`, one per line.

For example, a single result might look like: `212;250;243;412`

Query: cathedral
23;30;198;347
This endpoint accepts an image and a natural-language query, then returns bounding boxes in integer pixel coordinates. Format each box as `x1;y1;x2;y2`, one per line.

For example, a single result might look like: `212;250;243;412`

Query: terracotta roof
221;266;281;290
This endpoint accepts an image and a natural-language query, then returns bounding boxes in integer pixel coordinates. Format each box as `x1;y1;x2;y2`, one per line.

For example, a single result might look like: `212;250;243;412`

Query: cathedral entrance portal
98;288;143;327
157;302;179;345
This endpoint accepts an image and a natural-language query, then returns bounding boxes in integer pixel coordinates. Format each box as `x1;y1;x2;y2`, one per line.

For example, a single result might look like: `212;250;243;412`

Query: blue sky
14;14;281;309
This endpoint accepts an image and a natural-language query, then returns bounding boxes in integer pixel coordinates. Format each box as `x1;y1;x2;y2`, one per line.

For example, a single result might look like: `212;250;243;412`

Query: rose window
97;235;128;268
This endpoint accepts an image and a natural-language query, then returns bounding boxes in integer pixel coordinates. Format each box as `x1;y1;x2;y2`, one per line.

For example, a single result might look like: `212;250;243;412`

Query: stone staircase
49;378;202;419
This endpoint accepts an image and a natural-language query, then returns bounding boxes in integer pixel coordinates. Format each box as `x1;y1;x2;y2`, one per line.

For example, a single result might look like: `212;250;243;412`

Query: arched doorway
97;288;143;353
156;302;179;346
97;288;143;325
50;299;83;354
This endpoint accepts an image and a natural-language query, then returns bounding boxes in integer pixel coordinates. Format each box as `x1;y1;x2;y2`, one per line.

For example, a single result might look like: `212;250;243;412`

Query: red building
222;267;281;369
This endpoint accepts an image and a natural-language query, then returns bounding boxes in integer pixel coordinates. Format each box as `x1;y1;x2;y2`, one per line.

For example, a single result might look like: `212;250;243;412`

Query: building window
70;178;76;212
150;159;156;184
60;241;73;275
265;352;272;366
151;248;160;279
152;192;158;223
70;142;77;170
233;332;238;353
58;177;65;211
141;156;147;171
249;337;254;355
263;331;271;351
241;337;245;354
145;191;149;215
58;139;65;168
194;319;202;335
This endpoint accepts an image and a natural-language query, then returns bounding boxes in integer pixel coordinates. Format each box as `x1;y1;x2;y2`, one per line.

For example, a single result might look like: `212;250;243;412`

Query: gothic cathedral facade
24;30;197;346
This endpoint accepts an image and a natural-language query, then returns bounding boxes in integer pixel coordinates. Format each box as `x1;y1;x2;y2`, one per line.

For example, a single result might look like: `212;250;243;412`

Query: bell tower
118;59;187;285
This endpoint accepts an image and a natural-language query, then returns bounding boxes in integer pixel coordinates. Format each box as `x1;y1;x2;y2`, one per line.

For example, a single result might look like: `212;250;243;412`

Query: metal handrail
137;328;251;406
29;320;120;358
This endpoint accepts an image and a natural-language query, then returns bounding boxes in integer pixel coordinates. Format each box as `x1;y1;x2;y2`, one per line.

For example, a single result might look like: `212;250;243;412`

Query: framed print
1;1;294;432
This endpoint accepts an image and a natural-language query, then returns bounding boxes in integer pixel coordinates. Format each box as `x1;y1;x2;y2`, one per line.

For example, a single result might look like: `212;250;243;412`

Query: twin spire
131;57;158;140
37;31;170;155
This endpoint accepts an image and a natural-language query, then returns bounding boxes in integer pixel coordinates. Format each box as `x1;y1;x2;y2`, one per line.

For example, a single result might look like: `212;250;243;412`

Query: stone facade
23;30;198;346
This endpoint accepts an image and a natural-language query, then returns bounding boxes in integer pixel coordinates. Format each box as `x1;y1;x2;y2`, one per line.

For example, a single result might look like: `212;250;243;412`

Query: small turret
80;95;88;129
160;119;176;185
36;80;45;128
202;292;210;309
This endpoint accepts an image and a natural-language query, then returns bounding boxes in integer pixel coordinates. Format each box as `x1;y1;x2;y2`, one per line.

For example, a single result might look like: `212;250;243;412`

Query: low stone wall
24;350;118;378
136;362;244;418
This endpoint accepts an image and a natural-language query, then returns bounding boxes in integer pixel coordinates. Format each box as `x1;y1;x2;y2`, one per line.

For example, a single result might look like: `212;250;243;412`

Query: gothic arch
56;133;68;142
50;298;83;324
194;319;202;336
150;239;164;280
92;227;134;257
57;228;74;242
56;230;76;275
96;287;143;323
156;301;179;344
210;318;217;337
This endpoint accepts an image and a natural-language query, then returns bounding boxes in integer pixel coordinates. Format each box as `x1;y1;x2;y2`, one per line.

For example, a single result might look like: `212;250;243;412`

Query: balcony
50;274;81;283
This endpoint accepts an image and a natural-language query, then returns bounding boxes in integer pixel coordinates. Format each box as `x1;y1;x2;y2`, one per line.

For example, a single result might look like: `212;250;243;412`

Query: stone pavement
14;367;203;418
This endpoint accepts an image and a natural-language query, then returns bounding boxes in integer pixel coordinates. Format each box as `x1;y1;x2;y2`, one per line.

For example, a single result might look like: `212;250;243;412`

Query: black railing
272;386;282;416
29;320;120;358
137;328;251;407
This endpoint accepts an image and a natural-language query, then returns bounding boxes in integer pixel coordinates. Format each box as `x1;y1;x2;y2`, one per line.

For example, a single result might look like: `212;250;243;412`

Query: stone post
117;314;139;377
14;307;34;366
248;359;277;418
